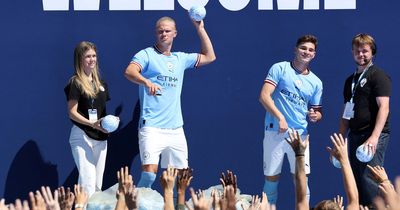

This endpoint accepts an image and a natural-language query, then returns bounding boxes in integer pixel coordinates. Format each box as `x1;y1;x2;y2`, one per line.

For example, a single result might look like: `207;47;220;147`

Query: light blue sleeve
310;81;323;107
131;49;149;71
179;52;199;70
265;63;283;85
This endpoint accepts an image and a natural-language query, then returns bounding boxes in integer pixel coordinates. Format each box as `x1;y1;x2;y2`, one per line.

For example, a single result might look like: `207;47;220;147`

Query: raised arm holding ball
124;11;216;188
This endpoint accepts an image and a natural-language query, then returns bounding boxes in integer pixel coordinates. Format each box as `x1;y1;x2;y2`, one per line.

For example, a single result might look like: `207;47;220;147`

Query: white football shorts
263;130;310;176
138;126;188;169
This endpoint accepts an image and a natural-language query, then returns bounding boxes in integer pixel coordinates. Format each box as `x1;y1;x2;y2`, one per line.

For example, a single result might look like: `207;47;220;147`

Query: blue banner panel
0;0;398;209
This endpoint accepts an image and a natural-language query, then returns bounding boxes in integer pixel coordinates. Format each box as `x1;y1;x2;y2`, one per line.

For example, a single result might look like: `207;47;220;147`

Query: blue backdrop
0;0;399;209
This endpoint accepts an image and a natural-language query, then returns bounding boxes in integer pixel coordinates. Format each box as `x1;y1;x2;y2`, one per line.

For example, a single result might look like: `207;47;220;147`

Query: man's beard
356;58;372;67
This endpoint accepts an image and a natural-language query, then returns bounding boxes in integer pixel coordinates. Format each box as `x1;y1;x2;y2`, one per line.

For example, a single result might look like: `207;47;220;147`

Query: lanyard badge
342;63;372;120
88;109;98;122
342;102;354;120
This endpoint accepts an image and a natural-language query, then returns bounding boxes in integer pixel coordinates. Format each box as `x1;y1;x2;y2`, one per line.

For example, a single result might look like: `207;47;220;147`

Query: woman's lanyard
90;81;97;109
88;81;98;122
350;63;372;103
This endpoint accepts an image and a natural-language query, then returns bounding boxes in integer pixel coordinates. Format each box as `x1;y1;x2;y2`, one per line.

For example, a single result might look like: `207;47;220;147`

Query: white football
101;115;119;133
330;156;342;169
189;6;206;21
356;145;374;163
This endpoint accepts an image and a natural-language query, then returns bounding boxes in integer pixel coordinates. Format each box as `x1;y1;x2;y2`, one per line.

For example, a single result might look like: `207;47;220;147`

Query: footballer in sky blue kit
259;35;323;204
124;16;216;188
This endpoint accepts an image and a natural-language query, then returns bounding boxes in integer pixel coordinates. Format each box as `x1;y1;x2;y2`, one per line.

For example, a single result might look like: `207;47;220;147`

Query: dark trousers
348;130;390;206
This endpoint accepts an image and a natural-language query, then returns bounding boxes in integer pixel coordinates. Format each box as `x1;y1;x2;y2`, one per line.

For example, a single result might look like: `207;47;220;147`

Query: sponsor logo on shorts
143;151;150;160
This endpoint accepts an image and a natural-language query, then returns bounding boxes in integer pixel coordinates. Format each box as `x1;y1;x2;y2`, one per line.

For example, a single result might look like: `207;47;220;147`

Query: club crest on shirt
360;78;367;87
166;61;174;73
295;80;302;87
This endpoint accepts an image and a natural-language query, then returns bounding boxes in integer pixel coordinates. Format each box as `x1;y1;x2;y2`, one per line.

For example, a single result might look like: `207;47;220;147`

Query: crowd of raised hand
0;167;274;210
97;132;400;210
0;184;88;210
158;167;275;210
1;132;400;210
286;130;400;210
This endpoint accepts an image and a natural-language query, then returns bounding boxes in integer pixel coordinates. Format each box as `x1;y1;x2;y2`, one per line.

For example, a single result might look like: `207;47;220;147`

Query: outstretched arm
160;166;178;210
327;133;358;210
40;186;60;210
248;192;274;210
374;176;400;209
186;188;211;210
58;186;74;210
220;170;238;194
285;129;309;210
367;165;390;184
190;19;216;67
176;168;193;209
115;166;137;210
73;185;88;210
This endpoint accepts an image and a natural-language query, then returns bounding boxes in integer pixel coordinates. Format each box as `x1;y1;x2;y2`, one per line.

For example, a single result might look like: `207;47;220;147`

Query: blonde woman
64;41;112;197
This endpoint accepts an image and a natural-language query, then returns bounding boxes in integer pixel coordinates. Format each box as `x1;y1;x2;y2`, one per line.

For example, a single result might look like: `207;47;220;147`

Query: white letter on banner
325;0;356;9
258;0;272;10
110;0;140;10
177;0;208;10
219;0;250;11
42;0;69;11
74;0;100;10
144;0;174;10
258;0;318;10
277;0;299;10
304;0;318;10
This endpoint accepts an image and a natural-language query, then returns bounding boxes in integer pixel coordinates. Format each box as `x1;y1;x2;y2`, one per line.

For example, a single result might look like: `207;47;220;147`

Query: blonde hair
71;41;102;98
155;16;177;30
